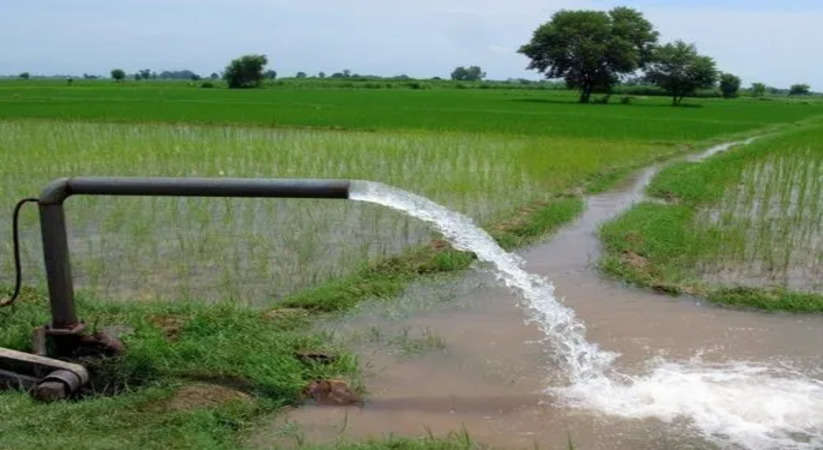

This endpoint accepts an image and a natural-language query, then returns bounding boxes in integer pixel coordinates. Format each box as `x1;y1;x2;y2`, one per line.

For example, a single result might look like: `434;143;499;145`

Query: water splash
350;180;616;380
349;179;823;449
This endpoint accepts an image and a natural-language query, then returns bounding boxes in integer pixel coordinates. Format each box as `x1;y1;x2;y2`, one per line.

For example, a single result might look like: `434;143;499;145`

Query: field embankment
600;121;823;311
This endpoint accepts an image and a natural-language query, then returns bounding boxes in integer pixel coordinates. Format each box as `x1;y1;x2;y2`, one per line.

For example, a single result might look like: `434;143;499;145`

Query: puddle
249;141;823;449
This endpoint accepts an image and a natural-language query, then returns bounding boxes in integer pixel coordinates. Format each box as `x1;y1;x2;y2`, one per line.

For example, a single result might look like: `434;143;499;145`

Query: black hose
1;198;39;308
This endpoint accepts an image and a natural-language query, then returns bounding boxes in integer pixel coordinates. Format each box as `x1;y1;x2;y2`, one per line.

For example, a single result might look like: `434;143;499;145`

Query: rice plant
1;120;682;303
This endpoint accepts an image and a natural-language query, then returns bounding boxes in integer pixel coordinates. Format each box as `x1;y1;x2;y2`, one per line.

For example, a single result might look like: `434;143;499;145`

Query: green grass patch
709;287;823;313
0;288;357;449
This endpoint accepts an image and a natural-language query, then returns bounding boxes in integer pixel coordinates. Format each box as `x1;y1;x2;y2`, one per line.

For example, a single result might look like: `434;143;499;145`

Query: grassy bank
600;122;823;311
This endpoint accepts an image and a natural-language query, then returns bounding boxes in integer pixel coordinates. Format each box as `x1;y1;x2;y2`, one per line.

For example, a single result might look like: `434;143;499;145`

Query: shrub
224;54;268;89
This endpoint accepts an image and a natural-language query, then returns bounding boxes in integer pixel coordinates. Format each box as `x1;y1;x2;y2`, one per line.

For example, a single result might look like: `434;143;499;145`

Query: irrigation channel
253;140;823;450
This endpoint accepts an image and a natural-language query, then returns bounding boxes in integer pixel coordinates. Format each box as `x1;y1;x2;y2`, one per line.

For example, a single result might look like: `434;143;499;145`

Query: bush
224;54;267;89
719;73;741;98
620;96;633;104
405;81;429;90
200;82;214;88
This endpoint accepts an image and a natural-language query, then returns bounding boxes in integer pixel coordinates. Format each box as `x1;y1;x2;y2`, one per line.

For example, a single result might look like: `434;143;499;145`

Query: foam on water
349;180;823;449
558;360;823;449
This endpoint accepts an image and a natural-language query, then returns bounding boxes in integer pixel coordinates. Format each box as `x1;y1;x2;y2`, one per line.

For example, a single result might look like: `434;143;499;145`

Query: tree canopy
789;84;811;96
18;72;29;80
224;54;268;88
519;7;658;103
750;82;766;97
719;73;741;98
135;69;152;80
645;41;717;105
451;66;486;81
111;69;125;81
156;69;199;80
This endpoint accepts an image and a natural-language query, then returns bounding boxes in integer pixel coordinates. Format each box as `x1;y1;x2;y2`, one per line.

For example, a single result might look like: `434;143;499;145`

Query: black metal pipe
38;177;350;333
39;177;350;204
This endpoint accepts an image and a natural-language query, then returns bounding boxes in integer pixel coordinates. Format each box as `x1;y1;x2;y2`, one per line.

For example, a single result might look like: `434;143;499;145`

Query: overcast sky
1;0;820;89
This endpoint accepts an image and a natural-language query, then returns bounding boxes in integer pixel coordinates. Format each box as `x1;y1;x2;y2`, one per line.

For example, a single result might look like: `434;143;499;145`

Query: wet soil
249;148;823;449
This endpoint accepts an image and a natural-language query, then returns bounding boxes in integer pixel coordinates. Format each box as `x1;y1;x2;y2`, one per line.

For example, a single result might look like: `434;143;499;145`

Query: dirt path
249;141;823;449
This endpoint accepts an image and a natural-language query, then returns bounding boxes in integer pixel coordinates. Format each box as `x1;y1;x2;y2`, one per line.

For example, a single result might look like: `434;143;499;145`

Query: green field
2;80;820;139
600;120;823;311
1;80;822;448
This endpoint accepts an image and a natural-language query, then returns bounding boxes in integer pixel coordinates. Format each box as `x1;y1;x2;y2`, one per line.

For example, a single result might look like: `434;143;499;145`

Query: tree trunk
579;84;592;103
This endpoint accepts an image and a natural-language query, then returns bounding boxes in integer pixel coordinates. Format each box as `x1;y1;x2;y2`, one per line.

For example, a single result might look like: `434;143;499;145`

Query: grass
0;288;357;449
600;121;823;311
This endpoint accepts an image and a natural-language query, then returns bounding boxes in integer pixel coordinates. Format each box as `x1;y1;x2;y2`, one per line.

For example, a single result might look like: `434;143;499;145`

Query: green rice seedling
1;120;694;304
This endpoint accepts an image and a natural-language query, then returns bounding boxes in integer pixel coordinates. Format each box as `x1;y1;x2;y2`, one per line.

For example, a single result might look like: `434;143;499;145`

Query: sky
1;0;821;90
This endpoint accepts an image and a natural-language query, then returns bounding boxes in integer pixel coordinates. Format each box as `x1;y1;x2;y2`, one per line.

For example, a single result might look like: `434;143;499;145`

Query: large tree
519;7;658;103
645;41;717;106
224;54;268;88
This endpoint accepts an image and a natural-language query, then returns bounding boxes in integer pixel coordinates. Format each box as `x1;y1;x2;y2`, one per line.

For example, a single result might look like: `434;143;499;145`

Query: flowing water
253;140;823;449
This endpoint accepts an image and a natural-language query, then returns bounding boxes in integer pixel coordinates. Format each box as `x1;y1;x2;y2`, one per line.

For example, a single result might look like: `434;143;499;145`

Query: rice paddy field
1;80;823;448
600;120;823;310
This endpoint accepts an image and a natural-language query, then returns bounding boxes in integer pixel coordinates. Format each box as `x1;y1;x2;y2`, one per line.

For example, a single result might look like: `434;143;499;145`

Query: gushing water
350;180;616;381
350;180;823;449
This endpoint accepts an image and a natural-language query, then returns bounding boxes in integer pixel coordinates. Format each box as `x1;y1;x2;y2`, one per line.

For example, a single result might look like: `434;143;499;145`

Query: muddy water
250;145;823;449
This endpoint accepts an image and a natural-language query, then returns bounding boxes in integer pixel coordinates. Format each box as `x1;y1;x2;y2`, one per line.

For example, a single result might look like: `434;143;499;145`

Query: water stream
346;139;823;449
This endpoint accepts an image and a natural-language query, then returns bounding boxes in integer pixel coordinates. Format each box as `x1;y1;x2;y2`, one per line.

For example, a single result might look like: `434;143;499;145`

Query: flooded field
697;149;822;292
0;120;680;302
